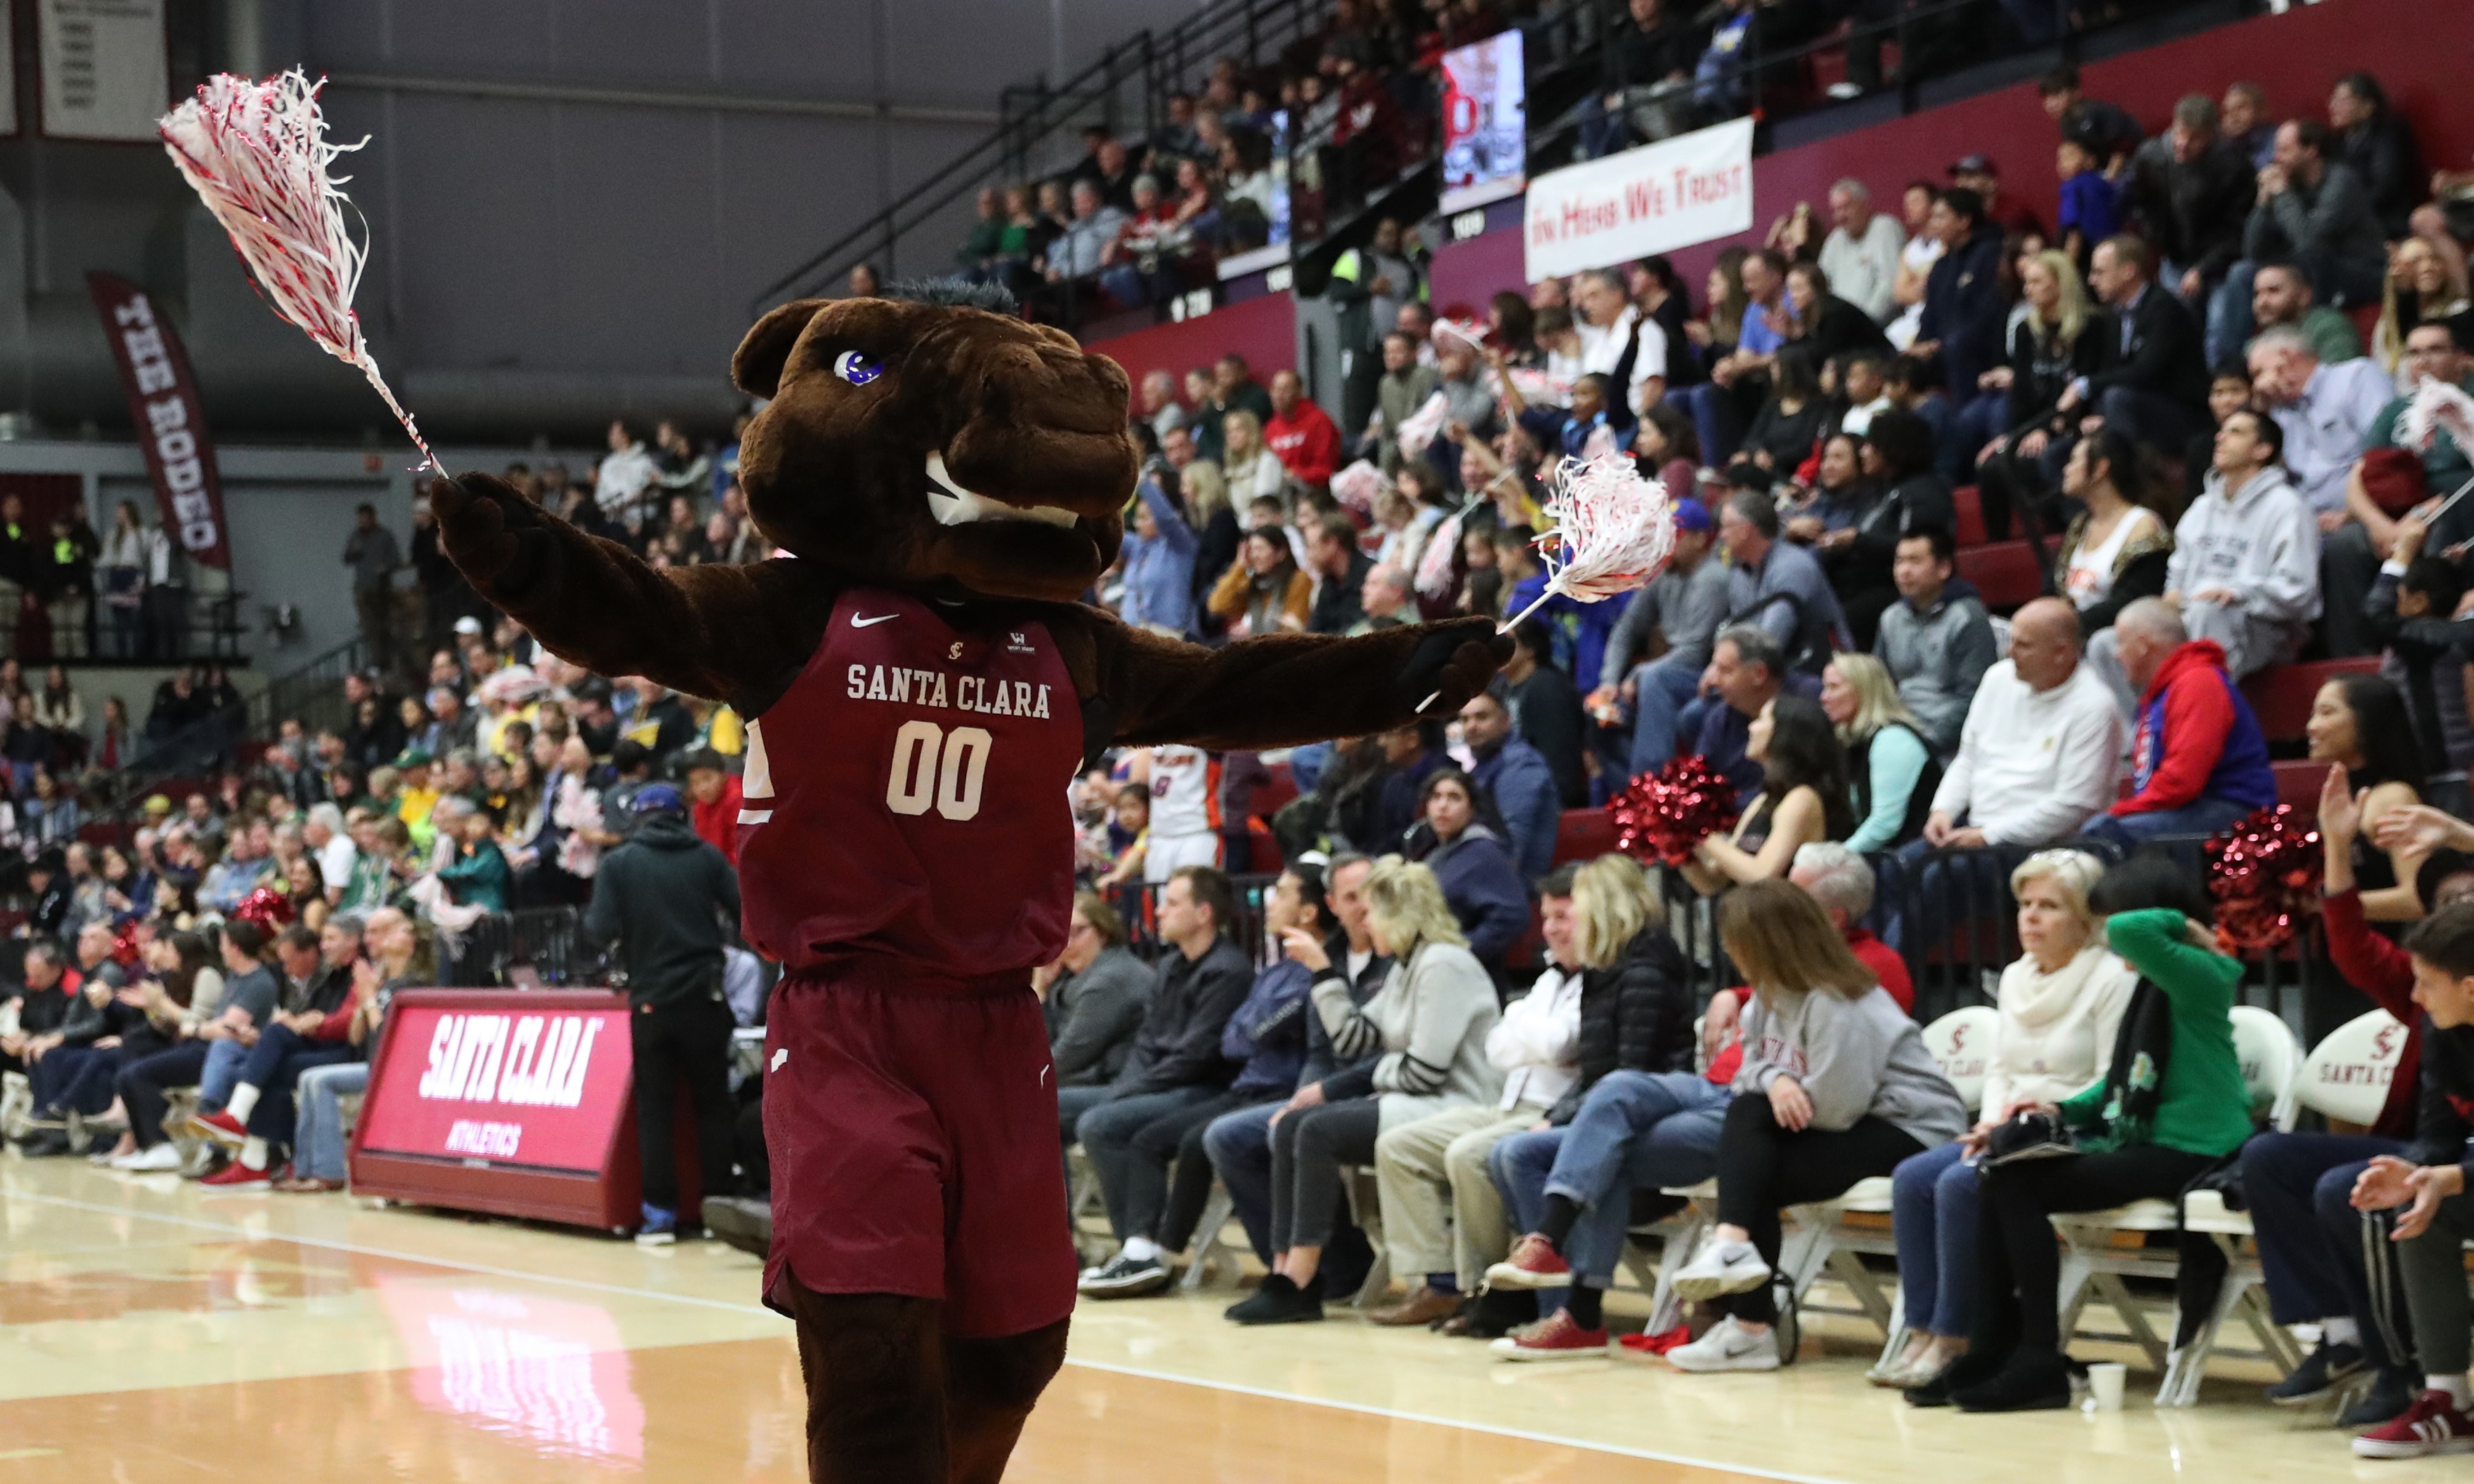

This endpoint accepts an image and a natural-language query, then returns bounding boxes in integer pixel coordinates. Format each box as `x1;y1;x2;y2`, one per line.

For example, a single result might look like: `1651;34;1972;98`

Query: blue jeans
1203;1100;1283;1264
2243;1131;2412;1367
1625;661;1708;779
199;1036;249;1112
1490;1071;1731;1289
292;1062;369;1182
2079;795;2254;849
1891;1139;1981;1334
31;1045;120;1117
236;1024;355;1149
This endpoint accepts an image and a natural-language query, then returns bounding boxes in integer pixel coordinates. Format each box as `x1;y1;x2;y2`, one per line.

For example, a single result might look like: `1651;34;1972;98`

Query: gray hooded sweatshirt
1874;587;1998;754
1733;984;1968;1149
2167;463;2322;675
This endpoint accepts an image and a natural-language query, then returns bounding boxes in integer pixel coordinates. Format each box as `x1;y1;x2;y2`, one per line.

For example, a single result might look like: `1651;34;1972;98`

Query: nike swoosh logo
850;613;898;628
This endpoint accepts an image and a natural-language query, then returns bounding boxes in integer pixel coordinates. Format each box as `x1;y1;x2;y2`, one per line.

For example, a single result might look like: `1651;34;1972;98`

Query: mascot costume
430;282;1510;1482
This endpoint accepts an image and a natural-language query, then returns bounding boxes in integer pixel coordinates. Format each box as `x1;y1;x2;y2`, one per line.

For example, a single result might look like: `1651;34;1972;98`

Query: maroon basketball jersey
736;587;1080;979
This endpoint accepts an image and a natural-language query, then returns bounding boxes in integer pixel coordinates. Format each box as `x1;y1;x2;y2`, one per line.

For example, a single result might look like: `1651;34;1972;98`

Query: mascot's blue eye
834;351;883;386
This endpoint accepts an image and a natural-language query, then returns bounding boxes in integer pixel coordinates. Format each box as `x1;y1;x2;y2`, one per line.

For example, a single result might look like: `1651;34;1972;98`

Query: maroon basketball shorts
762;956;1076;1339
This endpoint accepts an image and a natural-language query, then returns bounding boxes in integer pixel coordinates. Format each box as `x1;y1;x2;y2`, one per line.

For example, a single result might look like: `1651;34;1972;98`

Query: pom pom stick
159;70;445;481
1505;453;1677;628
2399;377;2474;530
2202;803;2322;954
1416;453;1677;712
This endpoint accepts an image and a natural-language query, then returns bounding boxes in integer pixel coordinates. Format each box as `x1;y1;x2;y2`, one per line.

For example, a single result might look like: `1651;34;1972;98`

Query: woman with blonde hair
1230;858;1503;1325
1661;880;1967;1373
1480;854;1708;1358
2374;235;2472;379
1821;653;1941;852
1219;409;1289;502
1874;849;2135;1388
1973;249;2118;541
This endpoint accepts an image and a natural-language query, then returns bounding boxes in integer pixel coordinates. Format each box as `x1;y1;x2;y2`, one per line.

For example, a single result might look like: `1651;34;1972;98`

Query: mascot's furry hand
1400;619;1515;718
432;473;558;600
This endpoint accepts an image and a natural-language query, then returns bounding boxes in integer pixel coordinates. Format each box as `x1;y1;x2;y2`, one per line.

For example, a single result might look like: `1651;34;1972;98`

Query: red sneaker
199;1159;273;1188
1488;1308;1609;1362
1618;1324;1695;1356
188;1109;247;1146
2357;1390;2474;1458
1482;1233;1573;1290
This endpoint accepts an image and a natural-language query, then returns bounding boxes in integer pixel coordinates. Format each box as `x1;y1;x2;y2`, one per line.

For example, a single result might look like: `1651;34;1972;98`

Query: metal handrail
747;0;1321;313
85;635;367;819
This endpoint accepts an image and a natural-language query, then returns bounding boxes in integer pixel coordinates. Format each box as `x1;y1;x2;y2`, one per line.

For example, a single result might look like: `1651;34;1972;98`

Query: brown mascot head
730;280;1139;605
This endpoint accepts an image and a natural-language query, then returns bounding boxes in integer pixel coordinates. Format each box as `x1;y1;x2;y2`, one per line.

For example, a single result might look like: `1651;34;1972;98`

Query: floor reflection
376;1277;645;1466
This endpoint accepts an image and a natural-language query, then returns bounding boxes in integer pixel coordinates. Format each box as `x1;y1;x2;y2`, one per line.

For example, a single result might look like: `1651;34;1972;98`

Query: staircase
84;636;369;826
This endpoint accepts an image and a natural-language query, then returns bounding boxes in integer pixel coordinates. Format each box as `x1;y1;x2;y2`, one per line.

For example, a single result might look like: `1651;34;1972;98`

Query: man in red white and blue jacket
2085;598;2275;847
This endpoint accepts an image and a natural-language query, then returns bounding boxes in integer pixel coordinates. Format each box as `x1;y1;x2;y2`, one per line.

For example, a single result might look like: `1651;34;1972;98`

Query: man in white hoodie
1367;868;1583;1327
2167;407;2323;677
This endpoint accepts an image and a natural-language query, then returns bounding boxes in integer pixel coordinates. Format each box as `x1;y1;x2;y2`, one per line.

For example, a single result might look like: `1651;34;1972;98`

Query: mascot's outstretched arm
433;472;831;710
1068;610;1510;752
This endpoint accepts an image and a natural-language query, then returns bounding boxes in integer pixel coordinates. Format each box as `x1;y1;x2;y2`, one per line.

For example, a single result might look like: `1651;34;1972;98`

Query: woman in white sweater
1874;849;2135;1386
1227;858;1503;1325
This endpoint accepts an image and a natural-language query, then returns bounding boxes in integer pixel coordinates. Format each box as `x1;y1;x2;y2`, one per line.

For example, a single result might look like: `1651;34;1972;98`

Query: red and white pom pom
2402;376;2474;456
1503;453;1677;629
159;70;443;478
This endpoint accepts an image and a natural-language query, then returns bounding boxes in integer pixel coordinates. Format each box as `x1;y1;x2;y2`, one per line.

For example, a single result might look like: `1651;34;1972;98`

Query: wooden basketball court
0;1158;2385;1483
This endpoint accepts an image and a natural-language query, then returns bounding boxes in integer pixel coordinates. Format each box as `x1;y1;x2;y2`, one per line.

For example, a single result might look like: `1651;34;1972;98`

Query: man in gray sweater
1041;892;1153;1090
1597;499;1729;779
1874;528;1997;754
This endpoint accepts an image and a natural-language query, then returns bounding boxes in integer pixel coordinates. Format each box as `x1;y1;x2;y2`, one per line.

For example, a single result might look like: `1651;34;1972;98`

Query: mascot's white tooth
924;451;1078;528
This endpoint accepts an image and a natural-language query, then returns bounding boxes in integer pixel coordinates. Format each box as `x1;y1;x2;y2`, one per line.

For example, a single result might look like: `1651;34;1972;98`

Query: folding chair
2052;1005;2305;1399
2156;1008;2406;1405
1179;1183;1245;1291
1340;1165;1392;1310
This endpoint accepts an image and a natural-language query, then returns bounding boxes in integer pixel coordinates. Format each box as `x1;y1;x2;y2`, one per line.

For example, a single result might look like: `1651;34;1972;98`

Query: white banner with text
1522;117;1754;282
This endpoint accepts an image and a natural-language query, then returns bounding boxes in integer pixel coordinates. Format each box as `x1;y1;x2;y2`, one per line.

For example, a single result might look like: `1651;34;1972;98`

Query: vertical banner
1439;30;1526;214
1522;117;1755;283
0;1;18;138
37;0;166;140
85;272;233;570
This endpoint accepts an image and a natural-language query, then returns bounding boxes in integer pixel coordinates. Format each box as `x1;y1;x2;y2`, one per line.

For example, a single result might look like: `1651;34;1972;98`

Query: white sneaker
1665;1315;1782;1372
1669;1239;1772;1301
1825;81;1864;100
120;1143;183;1173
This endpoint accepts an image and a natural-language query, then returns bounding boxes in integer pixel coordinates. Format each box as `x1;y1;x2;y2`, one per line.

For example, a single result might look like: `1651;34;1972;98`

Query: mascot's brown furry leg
789;1284;1068;1483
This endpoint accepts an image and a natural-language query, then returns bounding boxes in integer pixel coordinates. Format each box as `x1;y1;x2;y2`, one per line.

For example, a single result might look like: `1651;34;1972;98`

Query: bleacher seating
2242;657;2381;745
1953;540;2046;612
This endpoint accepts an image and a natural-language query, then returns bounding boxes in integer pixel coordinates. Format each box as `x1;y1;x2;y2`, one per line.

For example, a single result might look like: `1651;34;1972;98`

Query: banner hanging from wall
1522;117;1755;283
85;272;234;570
37;0;165;140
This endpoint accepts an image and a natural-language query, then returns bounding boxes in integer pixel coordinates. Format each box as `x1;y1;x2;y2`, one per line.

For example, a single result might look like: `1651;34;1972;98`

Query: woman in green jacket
1909;854;2252;1413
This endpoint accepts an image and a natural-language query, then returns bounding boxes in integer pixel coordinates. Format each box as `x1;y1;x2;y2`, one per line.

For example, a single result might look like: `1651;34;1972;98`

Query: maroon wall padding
1085;291;1298;392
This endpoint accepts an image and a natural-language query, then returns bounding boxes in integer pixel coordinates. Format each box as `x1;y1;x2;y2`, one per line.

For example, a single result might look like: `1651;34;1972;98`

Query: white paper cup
2086;1362;2127;1412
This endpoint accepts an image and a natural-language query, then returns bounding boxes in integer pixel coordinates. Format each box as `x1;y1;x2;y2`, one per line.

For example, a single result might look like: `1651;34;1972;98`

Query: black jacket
2086;282;2209;412
2006;310;2118;436
2334;113;2425;240
2128;139;2254;283
583;810;741;1009
1547;926;1693;1124
1307;549;1373;635
1796;294;1892;365
1916;225;2008;398
1111;935;1254;1096
2404;1018;2474;1176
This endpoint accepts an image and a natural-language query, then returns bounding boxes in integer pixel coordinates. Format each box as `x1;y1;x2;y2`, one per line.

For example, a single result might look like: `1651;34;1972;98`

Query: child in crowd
2054;139;2120;271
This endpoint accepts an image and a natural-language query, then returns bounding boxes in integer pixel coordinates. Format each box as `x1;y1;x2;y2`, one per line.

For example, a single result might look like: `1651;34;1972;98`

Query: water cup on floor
2085;1362;2127;1412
